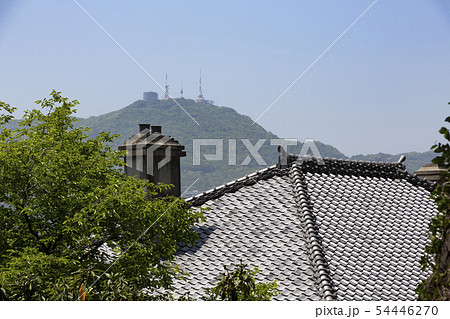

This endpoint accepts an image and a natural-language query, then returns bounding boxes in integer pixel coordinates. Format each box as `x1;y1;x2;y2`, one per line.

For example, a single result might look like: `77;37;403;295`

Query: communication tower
196;70;204;102
164;74;169;100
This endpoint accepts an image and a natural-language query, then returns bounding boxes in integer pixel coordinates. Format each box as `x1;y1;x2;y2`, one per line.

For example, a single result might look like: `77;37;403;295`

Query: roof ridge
290;162;336;301
187;156;435;206
291;155;405;168
289;156;436;192
186;165;288;206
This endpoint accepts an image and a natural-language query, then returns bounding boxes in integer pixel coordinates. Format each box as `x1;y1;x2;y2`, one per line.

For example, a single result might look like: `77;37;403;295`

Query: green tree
417;105;450;300
0;91;206;300
204;260;279;301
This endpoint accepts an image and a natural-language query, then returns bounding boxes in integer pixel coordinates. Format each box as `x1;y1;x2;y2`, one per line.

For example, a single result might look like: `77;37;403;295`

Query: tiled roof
177;157;437;300
177;173;321;300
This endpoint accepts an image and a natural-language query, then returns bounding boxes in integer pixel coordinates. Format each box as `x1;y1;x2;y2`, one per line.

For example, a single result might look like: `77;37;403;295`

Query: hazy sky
1;0;449;156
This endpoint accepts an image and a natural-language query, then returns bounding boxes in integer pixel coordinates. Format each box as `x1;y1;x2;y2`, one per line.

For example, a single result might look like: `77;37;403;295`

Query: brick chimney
118;124;186;197
414;163;446;183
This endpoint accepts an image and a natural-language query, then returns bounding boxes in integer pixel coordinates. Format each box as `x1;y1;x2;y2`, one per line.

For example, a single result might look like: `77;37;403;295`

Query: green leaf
0;91;205;300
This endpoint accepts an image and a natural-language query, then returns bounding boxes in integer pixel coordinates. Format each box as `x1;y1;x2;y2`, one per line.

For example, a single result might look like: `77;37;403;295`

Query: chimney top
139;124;150;133
151;126;162;134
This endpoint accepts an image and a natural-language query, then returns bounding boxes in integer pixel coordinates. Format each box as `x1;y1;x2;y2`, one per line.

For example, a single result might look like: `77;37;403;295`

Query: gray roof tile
176;173;321;300
176;157;436;300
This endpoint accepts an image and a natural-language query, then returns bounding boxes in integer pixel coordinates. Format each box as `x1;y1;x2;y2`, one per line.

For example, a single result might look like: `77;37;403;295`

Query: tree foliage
203;260;279;301
0;91;206;300
417;106;450;300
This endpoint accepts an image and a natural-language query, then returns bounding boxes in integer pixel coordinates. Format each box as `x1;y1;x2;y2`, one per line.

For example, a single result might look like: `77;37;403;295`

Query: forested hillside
76;98;346;193
75;98;434;194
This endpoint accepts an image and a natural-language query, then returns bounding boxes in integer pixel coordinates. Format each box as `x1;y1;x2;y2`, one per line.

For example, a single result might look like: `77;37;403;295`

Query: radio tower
180;81;184;98
164;74;169;100
196;70;204;102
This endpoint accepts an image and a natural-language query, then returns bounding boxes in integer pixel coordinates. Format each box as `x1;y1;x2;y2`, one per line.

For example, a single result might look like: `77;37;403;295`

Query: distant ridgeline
2;98;435;194
71;98;435;194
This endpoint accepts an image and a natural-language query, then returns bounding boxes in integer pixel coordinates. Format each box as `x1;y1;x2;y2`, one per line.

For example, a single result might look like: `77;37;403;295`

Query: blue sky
1;0;449;155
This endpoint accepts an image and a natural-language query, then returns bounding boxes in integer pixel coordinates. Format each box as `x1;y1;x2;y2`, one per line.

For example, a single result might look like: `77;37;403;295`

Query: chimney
139;124;150;133
119;124;186;197
151;125;161;134
414;163;446;183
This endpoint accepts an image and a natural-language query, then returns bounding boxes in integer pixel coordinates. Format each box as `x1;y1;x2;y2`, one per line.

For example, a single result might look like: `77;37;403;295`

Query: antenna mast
164;74;169;100
180;81;184;98
196;70;204;102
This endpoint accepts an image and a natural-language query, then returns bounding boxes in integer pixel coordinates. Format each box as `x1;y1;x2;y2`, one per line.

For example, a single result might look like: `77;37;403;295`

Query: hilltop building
143;91;158;101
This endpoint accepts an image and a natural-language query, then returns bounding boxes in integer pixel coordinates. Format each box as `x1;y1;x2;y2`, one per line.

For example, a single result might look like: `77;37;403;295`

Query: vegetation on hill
76;98;434;194
78;98;278;194
4;98;434;193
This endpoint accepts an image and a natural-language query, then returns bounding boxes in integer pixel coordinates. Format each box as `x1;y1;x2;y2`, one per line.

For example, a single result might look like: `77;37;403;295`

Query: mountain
75;98;435;194
3;98;435;194
75;98;343;193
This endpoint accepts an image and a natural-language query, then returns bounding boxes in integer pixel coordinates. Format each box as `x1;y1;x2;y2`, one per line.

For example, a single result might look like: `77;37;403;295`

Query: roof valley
290;161;336;301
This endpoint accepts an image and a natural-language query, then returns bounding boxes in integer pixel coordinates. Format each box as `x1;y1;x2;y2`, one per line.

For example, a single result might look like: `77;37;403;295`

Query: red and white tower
196;70;204;102
164;74;169;100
